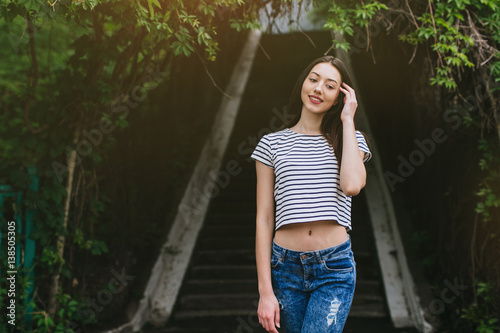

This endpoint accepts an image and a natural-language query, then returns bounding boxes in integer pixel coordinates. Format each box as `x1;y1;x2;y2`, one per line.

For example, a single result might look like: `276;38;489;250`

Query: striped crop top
251;128;372;231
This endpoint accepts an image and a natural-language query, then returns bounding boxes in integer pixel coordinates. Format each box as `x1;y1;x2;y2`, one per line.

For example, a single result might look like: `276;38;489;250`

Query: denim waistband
272;235;352;264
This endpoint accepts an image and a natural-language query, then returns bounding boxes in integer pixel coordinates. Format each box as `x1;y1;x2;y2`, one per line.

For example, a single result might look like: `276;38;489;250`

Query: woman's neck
291;109;324;135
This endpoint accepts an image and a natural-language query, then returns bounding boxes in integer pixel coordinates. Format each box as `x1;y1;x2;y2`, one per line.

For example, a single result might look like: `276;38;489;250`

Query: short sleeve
356;131;372;163
251;135;274;169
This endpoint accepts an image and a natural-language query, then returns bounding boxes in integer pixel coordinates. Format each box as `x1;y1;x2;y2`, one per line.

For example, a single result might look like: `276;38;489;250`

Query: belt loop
282;248;287;262
315;250;322;263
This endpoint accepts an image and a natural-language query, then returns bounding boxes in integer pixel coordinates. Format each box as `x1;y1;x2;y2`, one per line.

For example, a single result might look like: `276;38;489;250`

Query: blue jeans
271;235;356;333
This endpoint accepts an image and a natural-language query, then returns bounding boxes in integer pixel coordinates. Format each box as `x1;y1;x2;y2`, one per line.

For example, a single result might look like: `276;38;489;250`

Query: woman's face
300;62;342;115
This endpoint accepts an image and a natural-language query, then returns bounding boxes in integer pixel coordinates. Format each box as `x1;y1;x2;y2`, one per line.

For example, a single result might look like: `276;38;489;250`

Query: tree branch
24;11;49;134
195;47;232;98
293;21;316;48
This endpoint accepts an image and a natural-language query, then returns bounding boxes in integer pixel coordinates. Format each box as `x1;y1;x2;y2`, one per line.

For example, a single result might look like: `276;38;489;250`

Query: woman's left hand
339;82;358;123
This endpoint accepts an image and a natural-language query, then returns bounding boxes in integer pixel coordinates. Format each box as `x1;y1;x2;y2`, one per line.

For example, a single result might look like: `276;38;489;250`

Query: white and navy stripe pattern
251;128;372;231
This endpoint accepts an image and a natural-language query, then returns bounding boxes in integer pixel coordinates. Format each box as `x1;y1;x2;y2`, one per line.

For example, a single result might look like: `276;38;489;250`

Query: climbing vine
0;0;263;330
312;0;500;331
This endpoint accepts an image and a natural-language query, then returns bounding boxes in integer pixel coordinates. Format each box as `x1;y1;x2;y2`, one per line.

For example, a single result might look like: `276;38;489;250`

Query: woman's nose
313;85;321;94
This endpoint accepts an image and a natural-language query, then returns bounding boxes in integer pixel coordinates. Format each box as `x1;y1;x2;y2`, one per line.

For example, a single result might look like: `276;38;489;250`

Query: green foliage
475;139;500;223
73;229;108;255
317;0;499;90
32;293;87;333
230;16;262;32
398;0;477;90
0;0;262;328
319;0;387;51
462;281;500;333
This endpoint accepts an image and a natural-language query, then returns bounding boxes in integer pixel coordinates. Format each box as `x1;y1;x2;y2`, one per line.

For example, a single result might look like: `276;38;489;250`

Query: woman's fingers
262;313;278;333
340;83;356;99
342;82;354;91
340;83;358;122
341;84;357;104
275;305;281;329
258;297;280;333
267;316;279;333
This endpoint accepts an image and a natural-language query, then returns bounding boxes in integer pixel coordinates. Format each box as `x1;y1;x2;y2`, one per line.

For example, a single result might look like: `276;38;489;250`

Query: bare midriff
273;220;348;252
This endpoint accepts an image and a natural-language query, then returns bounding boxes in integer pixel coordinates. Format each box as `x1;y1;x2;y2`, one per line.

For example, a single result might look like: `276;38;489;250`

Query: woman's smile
308;95;323;104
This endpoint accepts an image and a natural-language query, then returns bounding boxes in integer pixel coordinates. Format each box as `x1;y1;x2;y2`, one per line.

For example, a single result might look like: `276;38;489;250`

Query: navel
309;230;312;236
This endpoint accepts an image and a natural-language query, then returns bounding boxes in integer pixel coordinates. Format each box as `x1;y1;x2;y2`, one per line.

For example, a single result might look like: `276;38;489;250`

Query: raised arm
255;160;280;333
339;82;367;196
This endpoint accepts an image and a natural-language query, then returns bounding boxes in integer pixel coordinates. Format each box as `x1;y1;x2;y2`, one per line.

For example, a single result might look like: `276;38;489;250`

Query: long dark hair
283;55;353;165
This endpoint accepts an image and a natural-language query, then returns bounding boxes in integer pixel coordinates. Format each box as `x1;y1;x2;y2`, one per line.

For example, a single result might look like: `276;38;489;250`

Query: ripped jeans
271;235;356;333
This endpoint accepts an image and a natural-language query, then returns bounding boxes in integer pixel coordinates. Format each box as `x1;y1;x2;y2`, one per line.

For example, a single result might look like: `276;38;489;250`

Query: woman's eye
327;85;334;89
309;78;317;82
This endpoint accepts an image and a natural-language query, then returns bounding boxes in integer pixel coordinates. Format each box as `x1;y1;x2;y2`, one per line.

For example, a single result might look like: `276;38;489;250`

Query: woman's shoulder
260;128;292;141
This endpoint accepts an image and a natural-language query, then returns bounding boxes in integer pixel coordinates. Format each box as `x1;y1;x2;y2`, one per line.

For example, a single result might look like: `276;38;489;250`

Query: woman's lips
309;95;323;104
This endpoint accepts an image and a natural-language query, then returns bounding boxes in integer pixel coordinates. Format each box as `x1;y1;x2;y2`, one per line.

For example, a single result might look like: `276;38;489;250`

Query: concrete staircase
157;169;390;332
145;32;415;333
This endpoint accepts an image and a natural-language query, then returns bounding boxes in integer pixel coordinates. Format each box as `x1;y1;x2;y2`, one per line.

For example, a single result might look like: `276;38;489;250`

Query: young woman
251;56;372;333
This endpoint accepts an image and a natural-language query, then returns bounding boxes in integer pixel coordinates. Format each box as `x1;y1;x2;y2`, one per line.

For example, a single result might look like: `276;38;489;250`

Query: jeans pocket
271;251;282;268
321;256;354;273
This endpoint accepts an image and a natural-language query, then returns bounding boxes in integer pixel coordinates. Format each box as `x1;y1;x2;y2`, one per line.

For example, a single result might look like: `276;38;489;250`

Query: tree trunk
47;126;80;317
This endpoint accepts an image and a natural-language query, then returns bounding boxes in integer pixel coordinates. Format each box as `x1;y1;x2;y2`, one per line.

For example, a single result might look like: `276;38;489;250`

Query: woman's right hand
257;293;281;332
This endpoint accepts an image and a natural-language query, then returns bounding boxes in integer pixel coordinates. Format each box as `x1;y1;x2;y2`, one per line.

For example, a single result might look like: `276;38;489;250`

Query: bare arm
339;82;367;196
255;160;280;332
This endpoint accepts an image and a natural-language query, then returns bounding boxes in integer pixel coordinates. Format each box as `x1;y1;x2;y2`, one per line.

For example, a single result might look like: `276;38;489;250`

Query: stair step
179;293;259;311
180;278;384;299
173;297;386;320
207;206;256;215
190;249;379;268
206;181;255;190
158;316;410;333
188;262;381;280
173;302;388;320
209;176;253;183
200;225;255;238
210;193;255;203
159;313;267;333
197;237;255;250
355;279;385;297
209;200;256;209
204;213;256;225
178;291;385;311
188;265;257;279
181;279;258;294
191;249;254;265
179;279;383;298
